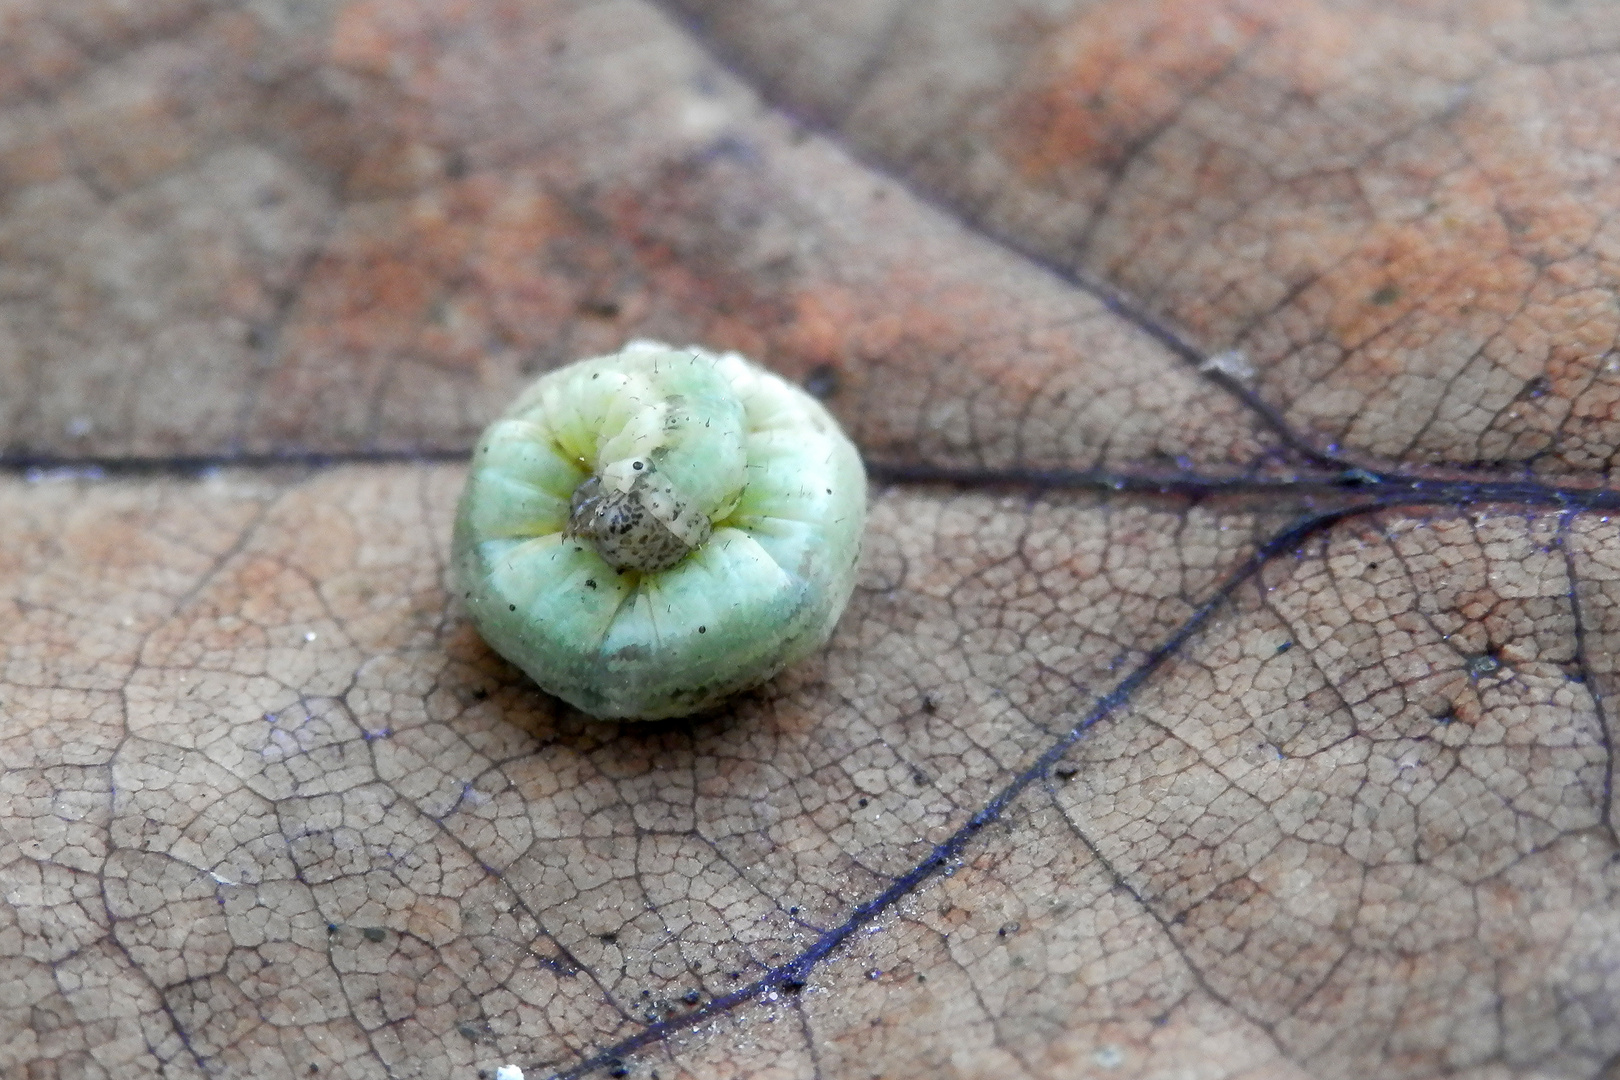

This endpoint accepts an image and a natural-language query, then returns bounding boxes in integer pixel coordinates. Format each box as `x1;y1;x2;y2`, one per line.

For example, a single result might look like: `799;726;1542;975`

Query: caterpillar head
564;464;712;574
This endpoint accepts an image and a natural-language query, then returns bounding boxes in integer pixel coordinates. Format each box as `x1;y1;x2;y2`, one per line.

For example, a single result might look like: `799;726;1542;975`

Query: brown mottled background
5;2;1620;1078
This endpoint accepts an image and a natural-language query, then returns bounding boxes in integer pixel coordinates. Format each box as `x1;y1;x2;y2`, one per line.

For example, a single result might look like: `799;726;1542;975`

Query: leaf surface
4;2;1620;1079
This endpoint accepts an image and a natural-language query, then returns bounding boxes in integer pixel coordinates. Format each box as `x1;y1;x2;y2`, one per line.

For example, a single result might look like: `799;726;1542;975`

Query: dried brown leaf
4;2;1620;1080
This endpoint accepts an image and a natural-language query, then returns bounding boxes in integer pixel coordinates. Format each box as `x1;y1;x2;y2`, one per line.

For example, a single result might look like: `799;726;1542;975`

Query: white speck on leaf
1200;349;1255;380
1094;1045;1125;1068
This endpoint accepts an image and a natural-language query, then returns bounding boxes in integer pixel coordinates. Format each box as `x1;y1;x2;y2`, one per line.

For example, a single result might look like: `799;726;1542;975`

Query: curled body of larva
453;341;867;720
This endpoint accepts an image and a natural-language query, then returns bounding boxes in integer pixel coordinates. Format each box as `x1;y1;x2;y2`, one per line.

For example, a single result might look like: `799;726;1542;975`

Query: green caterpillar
453;341;867;719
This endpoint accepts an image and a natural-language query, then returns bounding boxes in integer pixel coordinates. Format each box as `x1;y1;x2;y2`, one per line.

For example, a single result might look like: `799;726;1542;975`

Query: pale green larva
453;340;867;719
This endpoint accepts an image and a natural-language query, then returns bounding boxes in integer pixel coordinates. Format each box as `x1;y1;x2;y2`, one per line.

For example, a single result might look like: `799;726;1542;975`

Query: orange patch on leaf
324;178;592;346
1000;0;1272;184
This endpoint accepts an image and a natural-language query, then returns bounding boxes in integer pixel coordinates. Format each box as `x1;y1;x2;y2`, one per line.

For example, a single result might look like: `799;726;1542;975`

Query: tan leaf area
3;469;1288;1078
676;0;1620;474
6;1;1620;1079
0;0;1264;470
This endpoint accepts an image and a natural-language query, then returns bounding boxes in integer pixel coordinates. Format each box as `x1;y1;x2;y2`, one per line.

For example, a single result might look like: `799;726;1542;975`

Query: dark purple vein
541;505;1365;1079
0;448;474;478
10;450;1620;515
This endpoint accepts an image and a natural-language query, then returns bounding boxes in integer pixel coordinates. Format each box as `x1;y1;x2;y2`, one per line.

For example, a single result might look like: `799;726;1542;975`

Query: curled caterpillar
453;340;867;719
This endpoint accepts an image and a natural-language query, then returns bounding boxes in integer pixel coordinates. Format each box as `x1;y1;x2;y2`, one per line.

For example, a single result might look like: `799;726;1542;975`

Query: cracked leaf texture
5;1;1620;1079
